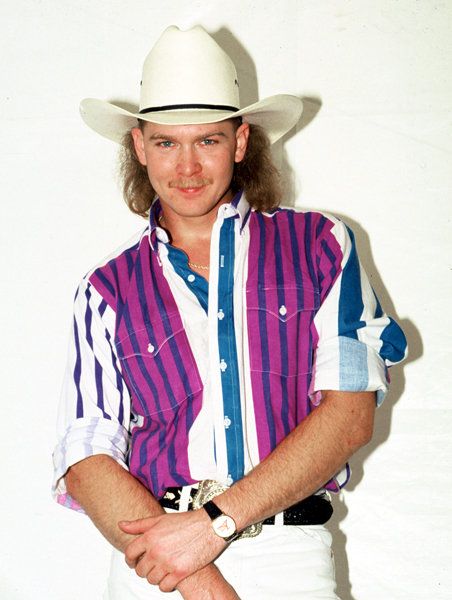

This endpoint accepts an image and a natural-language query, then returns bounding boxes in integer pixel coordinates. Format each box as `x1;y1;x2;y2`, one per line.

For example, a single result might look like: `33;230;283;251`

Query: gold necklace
188;261;210;271
158;214;210;271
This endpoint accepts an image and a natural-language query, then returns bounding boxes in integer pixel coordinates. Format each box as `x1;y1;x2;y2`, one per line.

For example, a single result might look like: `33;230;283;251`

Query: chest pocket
116;325;203;417
246;285;320;376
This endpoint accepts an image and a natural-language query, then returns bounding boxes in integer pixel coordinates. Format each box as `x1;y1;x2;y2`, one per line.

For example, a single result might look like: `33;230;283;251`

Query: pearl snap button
279;305;287;316
147;343;155;353
187;274;195;283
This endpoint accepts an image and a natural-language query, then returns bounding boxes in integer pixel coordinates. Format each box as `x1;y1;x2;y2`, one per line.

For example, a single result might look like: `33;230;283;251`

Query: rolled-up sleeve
52;278;131;511
310;216;407;406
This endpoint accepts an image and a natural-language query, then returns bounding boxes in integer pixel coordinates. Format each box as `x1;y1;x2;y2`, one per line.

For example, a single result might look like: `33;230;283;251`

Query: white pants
103;523;339;599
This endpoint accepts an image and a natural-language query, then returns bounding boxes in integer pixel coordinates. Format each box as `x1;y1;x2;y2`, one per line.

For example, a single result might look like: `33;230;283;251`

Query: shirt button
219;359;228;372
147;343;155;353
224;416;232;429
187;274;196;283
226;474;233;486
217;309;225;320
279;304;287;316
223;206;235;217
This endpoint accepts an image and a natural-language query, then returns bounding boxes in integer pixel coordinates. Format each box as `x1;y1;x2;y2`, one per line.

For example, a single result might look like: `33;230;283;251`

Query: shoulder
252;205;337;225
249;206;350;245
76;227;148;308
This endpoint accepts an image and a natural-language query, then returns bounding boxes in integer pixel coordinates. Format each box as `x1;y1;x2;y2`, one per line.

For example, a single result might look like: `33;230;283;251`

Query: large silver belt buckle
192;479;263;539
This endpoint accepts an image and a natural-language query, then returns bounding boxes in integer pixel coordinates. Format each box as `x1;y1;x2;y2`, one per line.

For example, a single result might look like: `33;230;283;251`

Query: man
53;25;407;599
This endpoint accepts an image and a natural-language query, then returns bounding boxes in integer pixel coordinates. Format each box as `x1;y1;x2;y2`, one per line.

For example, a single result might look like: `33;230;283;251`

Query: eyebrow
148;131;228;142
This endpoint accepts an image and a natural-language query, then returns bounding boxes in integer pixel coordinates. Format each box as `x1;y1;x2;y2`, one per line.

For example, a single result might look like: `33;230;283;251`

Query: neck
158;189;233;246
159;211;214;247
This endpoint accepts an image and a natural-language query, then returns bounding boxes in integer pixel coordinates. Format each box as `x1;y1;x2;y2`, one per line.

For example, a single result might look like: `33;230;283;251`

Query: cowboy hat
80;25;303;145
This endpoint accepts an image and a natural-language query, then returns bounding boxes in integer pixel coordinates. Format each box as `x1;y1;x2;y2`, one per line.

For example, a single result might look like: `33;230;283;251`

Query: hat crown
139;26;240;112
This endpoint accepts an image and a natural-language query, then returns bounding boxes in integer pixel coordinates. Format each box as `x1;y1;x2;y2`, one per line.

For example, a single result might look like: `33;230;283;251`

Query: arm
214;389;375;524
65;454;160;552
121;390;375;590
65;454;241;599
56;279;239;598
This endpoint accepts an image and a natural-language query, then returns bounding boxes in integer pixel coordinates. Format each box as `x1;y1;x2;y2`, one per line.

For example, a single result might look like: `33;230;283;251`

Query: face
131;119;249;222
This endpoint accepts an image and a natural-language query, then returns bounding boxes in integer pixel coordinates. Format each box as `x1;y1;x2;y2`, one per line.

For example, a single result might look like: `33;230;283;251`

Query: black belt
159;486;333;526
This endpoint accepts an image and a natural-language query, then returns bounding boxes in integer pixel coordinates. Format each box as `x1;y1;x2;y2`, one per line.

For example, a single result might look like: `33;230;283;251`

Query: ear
234;122;250;163
131;127;147;166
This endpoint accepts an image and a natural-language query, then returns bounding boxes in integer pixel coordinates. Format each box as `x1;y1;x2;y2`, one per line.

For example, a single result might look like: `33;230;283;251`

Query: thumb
118;517;151;533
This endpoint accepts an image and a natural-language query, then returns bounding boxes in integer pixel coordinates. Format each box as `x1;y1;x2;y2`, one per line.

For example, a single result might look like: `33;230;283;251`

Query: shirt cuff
310;336;389;408
52;417;130;512
324;464;351;493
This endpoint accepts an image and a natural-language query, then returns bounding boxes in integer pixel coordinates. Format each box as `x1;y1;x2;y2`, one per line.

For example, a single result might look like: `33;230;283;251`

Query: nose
176;145;202;177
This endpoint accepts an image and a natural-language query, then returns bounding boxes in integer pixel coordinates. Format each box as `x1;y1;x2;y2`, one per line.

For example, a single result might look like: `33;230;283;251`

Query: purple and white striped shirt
53;193;407;510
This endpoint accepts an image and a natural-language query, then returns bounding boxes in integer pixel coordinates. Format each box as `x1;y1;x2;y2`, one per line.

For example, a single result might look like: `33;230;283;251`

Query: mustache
169;178;212;189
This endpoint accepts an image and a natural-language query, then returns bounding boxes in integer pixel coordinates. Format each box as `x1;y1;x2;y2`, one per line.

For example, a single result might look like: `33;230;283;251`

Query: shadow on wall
325;214;422;600
277;97;322;205
213;27;322;208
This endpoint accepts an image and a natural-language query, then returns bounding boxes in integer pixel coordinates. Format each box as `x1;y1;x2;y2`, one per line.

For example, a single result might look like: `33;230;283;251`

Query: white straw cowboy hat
80;25;303;145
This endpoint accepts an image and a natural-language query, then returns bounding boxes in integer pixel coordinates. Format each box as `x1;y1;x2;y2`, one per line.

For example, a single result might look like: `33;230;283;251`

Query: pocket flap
116;325;184;360
246;286;319;322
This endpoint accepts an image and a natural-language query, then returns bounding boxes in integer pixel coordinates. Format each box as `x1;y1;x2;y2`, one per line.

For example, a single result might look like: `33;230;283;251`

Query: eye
200;138;216;146
157;140;174;148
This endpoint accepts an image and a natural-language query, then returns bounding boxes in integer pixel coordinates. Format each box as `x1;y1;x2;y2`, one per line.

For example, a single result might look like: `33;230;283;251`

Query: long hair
119;121;282;218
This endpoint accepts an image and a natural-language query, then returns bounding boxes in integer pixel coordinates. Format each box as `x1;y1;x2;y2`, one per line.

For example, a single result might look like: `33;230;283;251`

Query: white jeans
103;523;339;599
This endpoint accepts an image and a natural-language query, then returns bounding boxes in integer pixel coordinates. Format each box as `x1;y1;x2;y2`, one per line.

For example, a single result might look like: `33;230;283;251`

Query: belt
159;485;333;526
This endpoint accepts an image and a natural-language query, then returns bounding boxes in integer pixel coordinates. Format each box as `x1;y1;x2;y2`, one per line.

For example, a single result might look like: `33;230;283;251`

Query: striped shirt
53;192;407;510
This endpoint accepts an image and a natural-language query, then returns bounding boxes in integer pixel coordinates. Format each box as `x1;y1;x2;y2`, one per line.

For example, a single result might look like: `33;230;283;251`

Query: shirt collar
147;191;252;251
148;199;169;250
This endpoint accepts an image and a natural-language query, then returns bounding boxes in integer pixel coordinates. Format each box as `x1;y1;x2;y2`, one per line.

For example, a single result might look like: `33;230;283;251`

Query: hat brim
80;95;303;145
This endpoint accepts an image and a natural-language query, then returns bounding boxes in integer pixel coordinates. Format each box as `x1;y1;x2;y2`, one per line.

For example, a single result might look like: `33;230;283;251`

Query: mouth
169;179;212;194
177;186;205;194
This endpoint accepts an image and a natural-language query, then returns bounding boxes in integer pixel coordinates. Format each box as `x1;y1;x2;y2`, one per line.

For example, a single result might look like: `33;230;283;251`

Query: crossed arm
65;454;240;599
65;390;375;596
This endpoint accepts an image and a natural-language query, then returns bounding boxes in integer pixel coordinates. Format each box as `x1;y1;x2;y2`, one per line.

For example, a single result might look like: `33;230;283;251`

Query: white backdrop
1;1;451;598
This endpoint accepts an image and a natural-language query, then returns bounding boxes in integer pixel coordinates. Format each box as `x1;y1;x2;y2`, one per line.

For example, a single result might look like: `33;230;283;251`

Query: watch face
212;515;237;539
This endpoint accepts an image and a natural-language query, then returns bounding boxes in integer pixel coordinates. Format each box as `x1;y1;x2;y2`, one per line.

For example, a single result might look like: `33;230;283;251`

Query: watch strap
203;500;239;542
203;500;223;521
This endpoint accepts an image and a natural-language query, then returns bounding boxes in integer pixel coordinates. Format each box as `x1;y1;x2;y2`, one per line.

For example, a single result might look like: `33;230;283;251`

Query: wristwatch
203;500;239;542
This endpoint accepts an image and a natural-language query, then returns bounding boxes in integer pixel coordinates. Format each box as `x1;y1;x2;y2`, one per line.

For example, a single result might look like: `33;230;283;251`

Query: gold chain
158;214;210;271
188;261;210;271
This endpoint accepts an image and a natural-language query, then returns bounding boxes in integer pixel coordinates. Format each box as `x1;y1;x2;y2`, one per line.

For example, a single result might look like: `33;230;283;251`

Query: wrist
203;499;240;542
206;490;247;532
177;564;221;593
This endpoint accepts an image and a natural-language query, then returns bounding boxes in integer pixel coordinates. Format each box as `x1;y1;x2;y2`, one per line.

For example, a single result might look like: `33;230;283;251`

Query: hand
119;510;226;591
178;564;241;600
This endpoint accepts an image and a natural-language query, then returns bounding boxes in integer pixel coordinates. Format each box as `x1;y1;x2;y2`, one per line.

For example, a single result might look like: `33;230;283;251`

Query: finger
124;539;148;567
135;554;154;579
158;573;180;593
146;565;168;586
118;517;154;533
